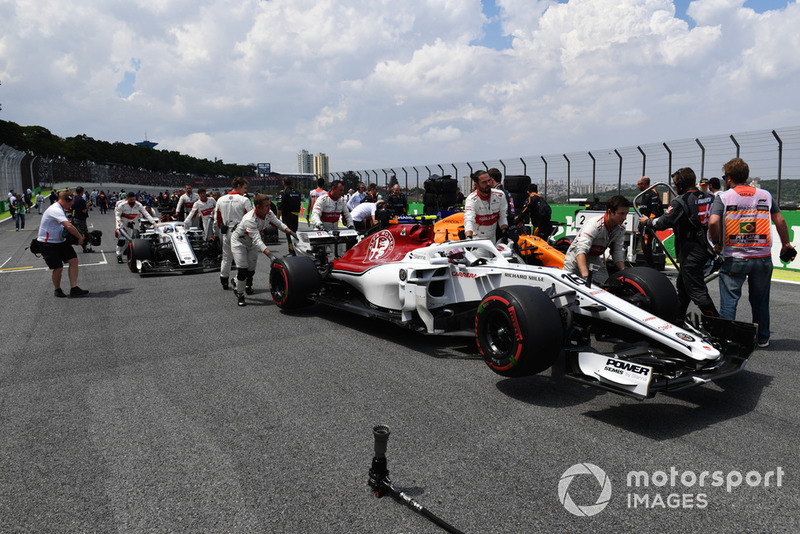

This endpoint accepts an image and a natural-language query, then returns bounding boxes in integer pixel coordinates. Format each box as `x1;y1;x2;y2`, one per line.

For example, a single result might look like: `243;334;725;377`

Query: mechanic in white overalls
114;192;158;264
563;195;630;284
184;188;217;240
174;184;200;226
310;180;355;259
214;178;252;290
464;170;508;244
231;194;295;307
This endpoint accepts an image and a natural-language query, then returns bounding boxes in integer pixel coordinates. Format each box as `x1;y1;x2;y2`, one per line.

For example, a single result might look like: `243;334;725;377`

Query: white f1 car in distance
269;223;756;400
127;221;221;275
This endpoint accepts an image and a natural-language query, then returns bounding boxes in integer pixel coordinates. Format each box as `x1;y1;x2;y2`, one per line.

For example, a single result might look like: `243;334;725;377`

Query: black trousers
676;254;718;317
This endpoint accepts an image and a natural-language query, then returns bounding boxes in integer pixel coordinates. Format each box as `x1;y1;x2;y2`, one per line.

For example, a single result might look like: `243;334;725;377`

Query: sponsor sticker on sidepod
578;352;653;397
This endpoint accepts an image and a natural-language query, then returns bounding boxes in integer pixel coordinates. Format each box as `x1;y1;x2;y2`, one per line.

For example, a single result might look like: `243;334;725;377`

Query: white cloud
1;0;799;177
337;139;363;150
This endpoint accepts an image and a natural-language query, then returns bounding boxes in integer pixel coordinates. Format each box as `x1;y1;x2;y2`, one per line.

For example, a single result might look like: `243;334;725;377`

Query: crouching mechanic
231;194;296;306
464;170;508;244
564;195;630;284
114;191;158;263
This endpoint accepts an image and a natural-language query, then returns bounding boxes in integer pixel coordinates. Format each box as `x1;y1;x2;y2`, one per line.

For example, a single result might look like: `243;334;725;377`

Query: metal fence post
773;130;783;205
696;138;705;180
541;156;548;200
664;143;672;176
638;146;646;177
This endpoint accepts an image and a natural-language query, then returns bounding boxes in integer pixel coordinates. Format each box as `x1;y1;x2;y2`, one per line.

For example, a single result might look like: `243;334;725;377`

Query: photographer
37;190;88;298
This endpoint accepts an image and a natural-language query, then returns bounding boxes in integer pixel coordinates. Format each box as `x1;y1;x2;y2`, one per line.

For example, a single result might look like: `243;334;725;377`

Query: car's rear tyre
476;286;563;377
129;239;152;273
269;255;322;309
604;266;680;323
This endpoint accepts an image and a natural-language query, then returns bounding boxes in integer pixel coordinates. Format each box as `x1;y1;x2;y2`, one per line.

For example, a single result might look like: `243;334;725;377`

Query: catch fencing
328;126;800;205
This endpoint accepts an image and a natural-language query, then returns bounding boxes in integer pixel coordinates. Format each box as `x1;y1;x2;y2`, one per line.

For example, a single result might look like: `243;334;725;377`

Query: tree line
0;119;255;177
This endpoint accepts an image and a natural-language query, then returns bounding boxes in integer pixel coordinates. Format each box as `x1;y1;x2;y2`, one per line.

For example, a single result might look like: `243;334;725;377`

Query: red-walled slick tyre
475;286;563;377
269;256;321;309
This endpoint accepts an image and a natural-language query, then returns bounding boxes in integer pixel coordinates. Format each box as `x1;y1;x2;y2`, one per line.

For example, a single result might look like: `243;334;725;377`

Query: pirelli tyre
476;286;563;377
269;255;322;309
604;266;680;323
128;238;152;273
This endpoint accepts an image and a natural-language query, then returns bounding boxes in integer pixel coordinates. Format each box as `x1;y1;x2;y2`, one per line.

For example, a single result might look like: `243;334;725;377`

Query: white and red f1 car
270;223;756;399
127;221;220;275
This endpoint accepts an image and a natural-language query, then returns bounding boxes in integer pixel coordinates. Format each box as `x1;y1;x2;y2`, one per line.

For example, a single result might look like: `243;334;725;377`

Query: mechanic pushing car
310;179;354;231
184;187;217;240
214;177;252;290
639;167;718;318
463;170;508;243
231;194;296;307
563;195;630;284
114;191;158;264
174;184;200;225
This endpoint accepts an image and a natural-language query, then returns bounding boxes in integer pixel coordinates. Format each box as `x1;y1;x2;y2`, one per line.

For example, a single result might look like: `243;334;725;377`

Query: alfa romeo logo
558;463;612;517
364;230;394;263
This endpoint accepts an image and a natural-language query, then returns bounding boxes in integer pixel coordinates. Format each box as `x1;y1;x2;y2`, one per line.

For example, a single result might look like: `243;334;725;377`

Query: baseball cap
699;177;709;184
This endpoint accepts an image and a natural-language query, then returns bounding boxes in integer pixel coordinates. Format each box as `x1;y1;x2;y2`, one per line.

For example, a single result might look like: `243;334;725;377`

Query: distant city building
314;152;329;180
297;149;313;174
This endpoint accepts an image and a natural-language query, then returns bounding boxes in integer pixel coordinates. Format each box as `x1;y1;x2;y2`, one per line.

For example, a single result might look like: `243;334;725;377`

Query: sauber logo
364;230;395;263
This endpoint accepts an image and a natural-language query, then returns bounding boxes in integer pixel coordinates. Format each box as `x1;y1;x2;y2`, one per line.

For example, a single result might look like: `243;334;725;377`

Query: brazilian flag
739;221;756;234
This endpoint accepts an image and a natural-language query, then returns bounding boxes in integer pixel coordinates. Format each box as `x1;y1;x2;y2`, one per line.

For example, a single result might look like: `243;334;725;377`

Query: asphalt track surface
1;208;798;533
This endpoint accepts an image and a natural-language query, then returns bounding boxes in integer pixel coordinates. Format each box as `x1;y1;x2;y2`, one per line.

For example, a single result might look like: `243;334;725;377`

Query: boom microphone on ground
367;425;464;534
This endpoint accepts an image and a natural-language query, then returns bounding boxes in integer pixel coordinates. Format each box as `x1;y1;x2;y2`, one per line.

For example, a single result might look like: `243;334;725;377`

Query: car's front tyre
475;286;563;377
128;239;152;274
269;255;322;309
604;266;680;323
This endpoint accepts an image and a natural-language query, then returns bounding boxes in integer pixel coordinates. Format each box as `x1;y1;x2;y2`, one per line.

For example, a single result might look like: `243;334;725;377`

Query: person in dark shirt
71;186;93;253
385;184;408;216
639;168;716;318
277;177;302;236
635;176;663;267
